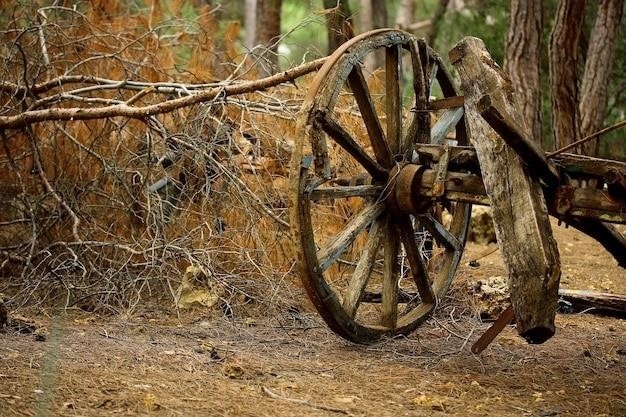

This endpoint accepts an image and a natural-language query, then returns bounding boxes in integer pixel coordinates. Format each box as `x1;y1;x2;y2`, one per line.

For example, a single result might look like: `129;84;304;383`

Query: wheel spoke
381;215;400;328
347;66;392;166
308;124;332;179
309;184;383;200
403;40;427;152
398;216;435;305
317;202;385;272
342;219;384;318
430;107;464;144
433;55;468;146
428;96;464;110
317;114;387;179
410;39;427;101
427;58;439;97
385;45;402;156
418;213;461;251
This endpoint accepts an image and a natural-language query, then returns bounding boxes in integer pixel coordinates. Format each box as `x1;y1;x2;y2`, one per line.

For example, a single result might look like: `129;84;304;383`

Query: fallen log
558;288;626;318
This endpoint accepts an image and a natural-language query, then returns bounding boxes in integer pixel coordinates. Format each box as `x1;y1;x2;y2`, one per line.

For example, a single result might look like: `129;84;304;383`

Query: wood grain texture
451;37;561;344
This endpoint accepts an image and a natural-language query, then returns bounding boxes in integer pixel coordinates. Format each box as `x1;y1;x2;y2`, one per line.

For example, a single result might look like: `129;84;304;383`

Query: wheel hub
391;164;433;215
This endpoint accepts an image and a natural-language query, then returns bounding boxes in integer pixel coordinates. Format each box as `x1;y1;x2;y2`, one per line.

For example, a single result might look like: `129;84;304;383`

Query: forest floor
1;220;625;417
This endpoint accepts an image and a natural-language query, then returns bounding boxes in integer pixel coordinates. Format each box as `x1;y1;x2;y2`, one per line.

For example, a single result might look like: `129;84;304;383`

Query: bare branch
0;58;326;130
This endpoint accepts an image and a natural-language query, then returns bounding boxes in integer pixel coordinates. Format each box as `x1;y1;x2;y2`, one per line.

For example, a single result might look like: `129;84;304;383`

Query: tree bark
549;0;586;152
579;0;624;155
359;0;372;33
256;0;283;76
371;0;388;30
323;0;353;54
359;0;375;71
504;0;543;146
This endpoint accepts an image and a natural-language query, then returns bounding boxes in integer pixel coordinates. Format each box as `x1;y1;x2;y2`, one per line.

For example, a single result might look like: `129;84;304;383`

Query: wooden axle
393;163;488;212
330;160;626;225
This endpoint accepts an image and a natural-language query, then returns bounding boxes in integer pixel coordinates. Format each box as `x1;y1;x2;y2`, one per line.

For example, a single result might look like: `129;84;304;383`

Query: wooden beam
428;95;465;110
414;144;479;170
550;153;626;178
477;94;560;188
451;37;561;344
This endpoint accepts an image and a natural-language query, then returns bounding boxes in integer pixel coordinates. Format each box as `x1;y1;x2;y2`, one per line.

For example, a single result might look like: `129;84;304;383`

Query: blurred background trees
6;0;618;155
245;0;625;158
195;0;625;157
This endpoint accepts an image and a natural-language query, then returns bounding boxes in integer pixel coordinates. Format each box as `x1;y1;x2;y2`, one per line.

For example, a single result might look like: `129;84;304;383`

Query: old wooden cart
288;30;626;350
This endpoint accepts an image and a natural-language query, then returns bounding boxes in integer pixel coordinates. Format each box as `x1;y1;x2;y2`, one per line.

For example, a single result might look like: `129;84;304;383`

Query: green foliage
280;0;328;66
432;0;509;64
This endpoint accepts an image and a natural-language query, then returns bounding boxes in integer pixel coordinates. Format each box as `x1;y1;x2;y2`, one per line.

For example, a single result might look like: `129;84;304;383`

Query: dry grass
0;2;310;315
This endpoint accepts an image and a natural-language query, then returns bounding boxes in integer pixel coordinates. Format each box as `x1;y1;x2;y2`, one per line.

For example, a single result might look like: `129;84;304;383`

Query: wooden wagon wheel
289;29;471;344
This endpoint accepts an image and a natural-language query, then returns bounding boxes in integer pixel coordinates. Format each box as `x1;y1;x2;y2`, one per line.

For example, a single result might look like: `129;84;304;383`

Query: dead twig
546;119;626;157
261;386;350;415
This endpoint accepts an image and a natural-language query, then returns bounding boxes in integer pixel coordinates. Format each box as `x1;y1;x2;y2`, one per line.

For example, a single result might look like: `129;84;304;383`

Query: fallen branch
261;386;349;415
558;288;626;318
0;57;326;130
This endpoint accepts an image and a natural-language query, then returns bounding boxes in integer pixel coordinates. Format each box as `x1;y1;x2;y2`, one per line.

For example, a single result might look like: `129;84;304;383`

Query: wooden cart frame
288;30;626;349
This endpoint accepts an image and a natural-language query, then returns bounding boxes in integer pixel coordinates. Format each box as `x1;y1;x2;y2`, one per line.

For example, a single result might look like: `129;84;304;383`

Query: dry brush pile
0;1;325;315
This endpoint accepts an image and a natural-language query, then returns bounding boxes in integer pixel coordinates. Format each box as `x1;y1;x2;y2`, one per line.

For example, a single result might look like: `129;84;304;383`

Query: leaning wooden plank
477;94;560;188
450;37;561;344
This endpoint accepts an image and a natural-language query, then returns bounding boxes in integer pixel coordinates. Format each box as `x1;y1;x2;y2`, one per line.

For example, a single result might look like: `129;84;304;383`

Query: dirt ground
1;221;625;417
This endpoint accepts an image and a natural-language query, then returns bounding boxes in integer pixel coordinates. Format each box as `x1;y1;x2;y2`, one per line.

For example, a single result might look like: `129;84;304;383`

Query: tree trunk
371;1;387;69
504;0;543;146
323;0;353;54
256;0;282;76
549;0;586;153
579;0;624;155
244;0;257;50
359;0;372;33
395;0;416;29
371;1;387;30
359;0;375;71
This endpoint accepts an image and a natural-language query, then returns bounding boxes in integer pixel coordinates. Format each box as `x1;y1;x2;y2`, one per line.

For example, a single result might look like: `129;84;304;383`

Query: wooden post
450;37;561;344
